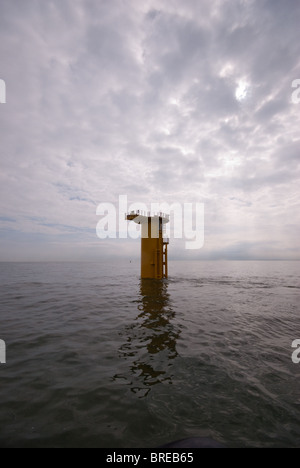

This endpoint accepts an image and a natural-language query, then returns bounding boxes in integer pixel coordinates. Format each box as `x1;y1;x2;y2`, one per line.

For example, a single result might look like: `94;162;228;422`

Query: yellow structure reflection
114;279;180;398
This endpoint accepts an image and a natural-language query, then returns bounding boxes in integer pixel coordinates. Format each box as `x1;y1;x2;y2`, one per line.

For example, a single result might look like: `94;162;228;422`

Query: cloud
0;0;299;261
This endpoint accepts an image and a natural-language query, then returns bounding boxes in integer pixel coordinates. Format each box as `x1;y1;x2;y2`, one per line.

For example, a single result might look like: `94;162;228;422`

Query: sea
0;260;299;448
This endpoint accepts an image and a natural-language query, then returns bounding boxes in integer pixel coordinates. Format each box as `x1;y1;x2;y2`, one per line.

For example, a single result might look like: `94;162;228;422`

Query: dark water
0;261;299;448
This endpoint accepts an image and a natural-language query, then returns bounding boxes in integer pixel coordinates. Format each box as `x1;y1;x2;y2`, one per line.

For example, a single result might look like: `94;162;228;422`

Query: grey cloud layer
0;0;299;260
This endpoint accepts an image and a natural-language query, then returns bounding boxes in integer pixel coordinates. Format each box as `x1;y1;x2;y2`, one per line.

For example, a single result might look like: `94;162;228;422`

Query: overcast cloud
0;0;299;261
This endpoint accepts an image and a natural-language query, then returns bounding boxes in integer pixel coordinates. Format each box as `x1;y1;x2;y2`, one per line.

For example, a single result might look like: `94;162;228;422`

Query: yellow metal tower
126;211;169;279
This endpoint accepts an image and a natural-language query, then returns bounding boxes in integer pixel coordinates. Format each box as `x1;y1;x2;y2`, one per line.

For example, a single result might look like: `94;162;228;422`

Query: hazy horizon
1;258;300;264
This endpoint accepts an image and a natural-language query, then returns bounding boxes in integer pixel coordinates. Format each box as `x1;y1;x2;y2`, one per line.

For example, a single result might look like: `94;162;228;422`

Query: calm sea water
0;260;299;448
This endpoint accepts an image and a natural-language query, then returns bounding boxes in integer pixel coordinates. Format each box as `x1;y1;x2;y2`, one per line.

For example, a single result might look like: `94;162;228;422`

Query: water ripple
0;261;299;447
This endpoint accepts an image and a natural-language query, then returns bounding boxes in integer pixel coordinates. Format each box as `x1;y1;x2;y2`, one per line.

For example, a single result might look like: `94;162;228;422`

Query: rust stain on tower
126;211;169;279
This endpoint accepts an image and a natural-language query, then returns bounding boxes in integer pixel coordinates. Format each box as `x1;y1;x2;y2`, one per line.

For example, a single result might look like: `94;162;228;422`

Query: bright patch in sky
235;81;249;101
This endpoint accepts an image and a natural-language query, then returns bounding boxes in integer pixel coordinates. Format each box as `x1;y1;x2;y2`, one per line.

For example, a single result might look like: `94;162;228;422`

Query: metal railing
125;211;170;220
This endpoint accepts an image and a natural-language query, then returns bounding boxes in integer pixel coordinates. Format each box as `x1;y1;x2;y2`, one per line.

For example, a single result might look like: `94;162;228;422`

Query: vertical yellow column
126;212;169;280
141;217;162;279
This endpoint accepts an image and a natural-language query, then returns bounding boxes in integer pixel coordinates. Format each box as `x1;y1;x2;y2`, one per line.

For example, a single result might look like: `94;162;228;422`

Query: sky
0;0;300;261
